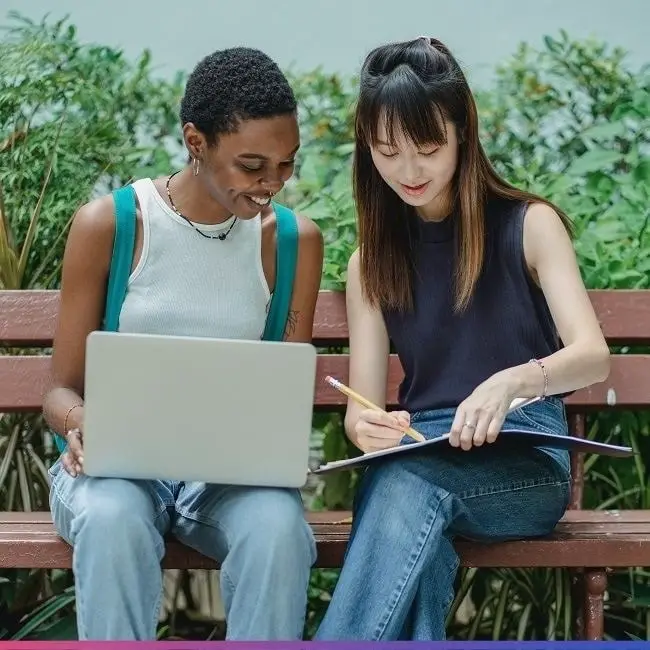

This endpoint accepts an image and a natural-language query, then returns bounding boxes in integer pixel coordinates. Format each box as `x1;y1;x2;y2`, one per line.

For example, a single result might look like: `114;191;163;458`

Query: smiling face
184;112;300;219
369;114;459;218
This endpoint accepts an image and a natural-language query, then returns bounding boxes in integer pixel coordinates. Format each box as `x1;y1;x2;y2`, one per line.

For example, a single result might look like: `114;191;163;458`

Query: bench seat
2;288;650;640
3;510;650;570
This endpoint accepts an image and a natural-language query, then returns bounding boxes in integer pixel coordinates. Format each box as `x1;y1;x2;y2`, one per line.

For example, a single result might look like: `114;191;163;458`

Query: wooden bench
2;288;650;640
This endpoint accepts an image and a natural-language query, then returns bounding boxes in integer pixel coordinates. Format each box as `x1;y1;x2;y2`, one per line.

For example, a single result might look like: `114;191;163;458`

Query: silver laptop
81;331;317;488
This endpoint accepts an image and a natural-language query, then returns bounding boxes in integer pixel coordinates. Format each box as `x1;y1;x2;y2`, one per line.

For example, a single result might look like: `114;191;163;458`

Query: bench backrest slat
1;289;650;413
3;290;650;347
1;353;648;413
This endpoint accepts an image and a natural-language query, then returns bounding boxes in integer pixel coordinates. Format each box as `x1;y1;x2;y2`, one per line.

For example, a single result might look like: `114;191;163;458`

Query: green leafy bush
0;11;184;290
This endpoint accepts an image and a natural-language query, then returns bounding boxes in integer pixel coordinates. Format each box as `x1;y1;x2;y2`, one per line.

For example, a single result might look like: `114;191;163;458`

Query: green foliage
0;11;184;289
477;30;650;292
1;571;75;640
285;69;358;290
304;568;340;639
447;567;574;640
0;414;50;512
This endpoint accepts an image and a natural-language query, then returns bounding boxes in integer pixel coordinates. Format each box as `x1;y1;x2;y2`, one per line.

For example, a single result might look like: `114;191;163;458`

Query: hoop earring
192;157;201;176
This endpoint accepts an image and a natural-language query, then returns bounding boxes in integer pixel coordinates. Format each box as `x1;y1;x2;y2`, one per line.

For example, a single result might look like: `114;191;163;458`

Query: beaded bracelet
529;358;548;399
63;404;83;434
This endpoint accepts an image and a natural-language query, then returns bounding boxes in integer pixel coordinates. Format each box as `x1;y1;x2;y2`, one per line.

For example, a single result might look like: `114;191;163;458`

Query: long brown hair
354;37;573;313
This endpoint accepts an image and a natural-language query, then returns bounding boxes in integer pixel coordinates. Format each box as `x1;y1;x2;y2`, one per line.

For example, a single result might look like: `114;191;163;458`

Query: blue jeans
48;462;316;641
316;398;572;641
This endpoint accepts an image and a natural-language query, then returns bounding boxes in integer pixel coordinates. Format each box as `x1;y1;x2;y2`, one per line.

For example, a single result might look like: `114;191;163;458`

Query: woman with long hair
316;37;610;641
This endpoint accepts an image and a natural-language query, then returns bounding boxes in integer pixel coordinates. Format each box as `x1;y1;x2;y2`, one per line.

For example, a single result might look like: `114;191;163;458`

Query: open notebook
311;396;633;475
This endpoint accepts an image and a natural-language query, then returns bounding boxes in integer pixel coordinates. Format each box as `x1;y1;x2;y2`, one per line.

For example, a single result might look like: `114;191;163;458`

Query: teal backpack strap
263;203;299;341
54;185;136;454
103;185;137;331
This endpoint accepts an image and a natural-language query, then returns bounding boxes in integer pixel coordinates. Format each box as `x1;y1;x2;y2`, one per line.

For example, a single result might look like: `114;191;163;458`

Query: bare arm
282;214;324;343
504;202;610;397
42;196;116;438
344;249;405;447
450;202;611;449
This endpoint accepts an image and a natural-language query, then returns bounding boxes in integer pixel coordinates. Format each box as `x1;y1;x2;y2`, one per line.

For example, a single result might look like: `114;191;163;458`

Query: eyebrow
376;140;439;149
238;144;300;160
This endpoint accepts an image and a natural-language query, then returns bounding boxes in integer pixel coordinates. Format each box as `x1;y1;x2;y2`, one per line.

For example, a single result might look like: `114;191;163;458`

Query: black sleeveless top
382;196;561;413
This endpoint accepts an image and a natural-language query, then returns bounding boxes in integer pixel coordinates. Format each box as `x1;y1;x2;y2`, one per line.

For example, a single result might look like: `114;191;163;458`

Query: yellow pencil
325;375;426;443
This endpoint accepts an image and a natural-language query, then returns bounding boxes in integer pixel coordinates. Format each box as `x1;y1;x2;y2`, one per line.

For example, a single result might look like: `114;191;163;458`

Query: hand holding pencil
325;376;426;452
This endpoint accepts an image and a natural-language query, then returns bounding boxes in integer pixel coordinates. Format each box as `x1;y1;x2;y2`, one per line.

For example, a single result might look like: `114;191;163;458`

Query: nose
261;169;284;196
263;178;283;195
402;156;422;184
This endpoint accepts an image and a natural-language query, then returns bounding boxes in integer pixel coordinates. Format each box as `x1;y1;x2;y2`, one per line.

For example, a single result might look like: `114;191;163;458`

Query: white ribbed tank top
117;178;271;340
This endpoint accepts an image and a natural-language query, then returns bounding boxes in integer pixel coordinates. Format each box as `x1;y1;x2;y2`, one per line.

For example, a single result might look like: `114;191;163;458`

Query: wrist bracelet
63;404;82;433
529;358;548;399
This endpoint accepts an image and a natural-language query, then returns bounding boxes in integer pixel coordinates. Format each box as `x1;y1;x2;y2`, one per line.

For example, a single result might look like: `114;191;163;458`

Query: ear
182;122;208;160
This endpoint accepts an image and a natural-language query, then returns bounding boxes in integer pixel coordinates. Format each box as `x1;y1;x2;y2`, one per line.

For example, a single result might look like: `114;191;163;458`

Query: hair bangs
360;67;448;151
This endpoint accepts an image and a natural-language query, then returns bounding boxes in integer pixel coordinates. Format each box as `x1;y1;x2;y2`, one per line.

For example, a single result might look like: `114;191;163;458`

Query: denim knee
52;475;167;559
231;490;316;566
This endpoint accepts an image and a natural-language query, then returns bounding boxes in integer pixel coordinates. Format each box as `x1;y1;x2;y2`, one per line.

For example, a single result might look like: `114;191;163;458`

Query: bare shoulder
261;205;322;248
68;194;116;246
63;194;119;281
348;247;360;274
295;212;324;246
293;213;324;271
346;247;381;320
523;201;574;269
524;201;570;234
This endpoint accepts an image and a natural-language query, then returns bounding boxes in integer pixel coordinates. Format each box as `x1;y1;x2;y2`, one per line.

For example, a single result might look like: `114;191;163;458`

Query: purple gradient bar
0;642;639;649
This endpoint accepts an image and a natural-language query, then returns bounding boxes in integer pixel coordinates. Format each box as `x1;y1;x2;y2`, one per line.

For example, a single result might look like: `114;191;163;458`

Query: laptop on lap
81;331;317;488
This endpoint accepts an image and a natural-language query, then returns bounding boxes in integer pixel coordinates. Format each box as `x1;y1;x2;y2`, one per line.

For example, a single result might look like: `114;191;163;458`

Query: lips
400;182;430;197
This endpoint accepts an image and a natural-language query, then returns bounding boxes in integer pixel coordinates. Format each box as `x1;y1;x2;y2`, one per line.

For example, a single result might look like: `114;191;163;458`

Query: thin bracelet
63;404;83;434
529;358;548;399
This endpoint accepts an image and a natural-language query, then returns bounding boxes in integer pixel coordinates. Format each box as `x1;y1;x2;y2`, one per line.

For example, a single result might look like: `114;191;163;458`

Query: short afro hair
179;47;297;145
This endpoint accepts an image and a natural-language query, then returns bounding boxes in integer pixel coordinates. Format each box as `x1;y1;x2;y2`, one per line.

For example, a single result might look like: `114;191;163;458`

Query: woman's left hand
449;372;517;450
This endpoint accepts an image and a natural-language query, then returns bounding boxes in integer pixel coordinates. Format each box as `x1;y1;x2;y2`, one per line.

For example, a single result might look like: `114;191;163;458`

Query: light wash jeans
48;464;316;641
316;397;572;641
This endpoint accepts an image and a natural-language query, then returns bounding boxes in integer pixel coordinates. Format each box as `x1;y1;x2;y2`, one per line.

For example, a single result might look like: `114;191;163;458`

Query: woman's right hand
62;427;84;477
353;408;411;454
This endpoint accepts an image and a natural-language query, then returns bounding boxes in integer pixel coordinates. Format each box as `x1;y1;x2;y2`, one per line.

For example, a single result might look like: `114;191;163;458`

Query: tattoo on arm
284;310;299;339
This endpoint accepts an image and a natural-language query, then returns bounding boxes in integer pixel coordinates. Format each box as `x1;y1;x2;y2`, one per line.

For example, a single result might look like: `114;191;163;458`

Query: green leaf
322;425;348;461
566;149;624;175
11;589;76;640
323;471;352;509
633;159;650;184
32;614;77;640
581;121;626;140
590;220;626;242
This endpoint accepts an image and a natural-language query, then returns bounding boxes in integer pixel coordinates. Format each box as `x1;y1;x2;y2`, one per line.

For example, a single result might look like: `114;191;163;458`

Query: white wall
1;0;647;87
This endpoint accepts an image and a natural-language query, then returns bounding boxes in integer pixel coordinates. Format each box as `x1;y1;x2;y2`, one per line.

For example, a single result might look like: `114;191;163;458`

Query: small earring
192;157;201;176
